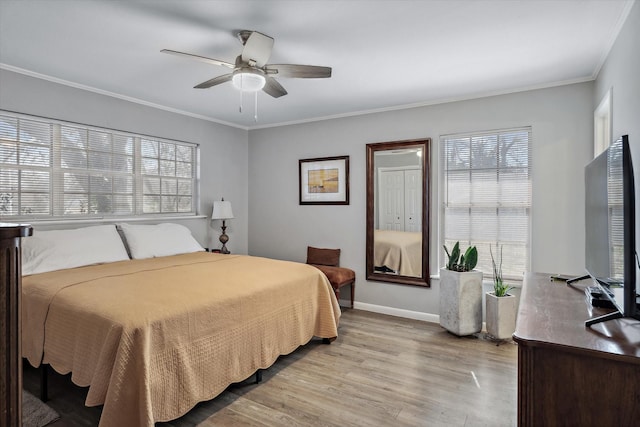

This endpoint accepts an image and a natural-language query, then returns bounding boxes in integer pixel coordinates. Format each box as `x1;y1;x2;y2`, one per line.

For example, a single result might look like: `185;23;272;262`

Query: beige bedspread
374;230;422;276
22;252;340;427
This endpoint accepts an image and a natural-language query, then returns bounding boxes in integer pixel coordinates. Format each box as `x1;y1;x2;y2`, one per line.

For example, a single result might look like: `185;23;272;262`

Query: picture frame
299;155;350;205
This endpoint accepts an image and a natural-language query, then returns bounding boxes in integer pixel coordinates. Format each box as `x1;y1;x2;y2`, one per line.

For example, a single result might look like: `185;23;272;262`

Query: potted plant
439;242;483;336
485;245;517;340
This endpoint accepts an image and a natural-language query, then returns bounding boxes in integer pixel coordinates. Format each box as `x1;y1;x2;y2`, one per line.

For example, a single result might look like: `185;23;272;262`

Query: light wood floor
23;309;518;426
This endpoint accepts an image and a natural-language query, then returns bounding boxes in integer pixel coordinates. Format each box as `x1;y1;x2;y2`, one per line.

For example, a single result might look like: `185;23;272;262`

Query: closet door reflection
378;168;421;232
366;139;430;287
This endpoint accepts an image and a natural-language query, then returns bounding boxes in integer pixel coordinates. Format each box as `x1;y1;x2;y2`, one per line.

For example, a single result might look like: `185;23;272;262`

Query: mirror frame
366;138;431;287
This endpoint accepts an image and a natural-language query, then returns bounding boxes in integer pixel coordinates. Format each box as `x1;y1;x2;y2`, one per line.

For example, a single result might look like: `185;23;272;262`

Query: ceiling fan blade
194;73;233;89
262;77;287;98
161;49;234;69
265;64;332;78
241;32;274;67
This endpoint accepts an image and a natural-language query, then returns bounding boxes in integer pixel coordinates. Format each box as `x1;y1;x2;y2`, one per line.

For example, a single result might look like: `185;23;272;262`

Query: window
594;88;611;157
0;112;198;219
441;128;531;279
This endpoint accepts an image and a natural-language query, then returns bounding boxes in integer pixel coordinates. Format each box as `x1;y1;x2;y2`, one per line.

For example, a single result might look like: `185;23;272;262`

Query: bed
373;229;422;276
21;224;340;427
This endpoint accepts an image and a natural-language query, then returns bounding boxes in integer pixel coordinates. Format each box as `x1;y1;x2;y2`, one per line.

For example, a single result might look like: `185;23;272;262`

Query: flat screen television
583;134;639;327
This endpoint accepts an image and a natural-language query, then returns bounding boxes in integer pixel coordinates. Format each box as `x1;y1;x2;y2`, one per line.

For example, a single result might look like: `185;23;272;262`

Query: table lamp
211;198;234;254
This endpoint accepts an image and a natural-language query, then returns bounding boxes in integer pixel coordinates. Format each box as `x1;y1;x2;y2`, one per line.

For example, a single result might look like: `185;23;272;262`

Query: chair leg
335;288;340;302
350;282;355;309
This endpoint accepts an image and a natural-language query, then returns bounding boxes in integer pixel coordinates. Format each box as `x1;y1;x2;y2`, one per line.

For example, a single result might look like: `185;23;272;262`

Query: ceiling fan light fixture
232;71;265;92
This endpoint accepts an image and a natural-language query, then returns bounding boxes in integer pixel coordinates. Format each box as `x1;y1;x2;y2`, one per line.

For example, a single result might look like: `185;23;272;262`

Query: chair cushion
307;246;340;267
311;264;355;288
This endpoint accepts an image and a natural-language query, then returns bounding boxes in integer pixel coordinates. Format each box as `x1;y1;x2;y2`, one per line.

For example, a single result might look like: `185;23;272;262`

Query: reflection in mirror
366;139;430;287
374;148;422;276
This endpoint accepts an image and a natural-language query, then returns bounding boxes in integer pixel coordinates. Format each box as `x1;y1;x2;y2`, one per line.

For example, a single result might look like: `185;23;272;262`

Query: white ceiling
0;0;634;129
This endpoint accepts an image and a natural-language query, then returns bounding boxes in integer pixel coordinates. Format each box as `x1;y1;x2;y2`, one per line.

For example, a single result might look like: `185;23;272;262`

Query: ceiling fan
161;30;332;98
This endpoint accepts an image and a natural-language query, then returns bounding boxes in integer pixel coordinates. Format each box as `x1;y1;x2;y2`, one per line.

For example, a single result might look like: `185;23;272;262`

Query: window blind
0;116;52;216
139;138;194;214
0;112;198;219
441;128;531;279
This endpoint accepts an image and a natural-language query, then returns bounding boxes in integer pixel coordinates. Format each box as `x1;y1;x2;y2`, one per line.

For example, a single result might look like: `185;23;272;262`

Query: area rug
23;390;60;427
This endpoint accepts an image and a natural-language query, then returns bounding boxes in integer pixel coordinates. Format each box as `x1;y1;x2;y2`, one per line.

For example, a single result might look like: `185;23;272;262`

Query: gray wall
248;82;594;317
0;69;249;253
595;0;640;249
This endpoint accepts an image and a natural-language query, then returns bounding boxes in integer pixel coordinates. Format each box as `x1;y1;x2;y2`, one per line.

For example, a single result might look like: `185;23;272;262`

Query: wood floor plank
23;309;518;426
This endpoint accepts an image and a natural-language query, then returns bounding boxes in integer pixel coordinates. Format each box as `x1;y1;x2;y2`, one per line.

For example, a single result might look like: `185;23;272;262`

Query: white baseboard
352;301;440;324
348;302;491;333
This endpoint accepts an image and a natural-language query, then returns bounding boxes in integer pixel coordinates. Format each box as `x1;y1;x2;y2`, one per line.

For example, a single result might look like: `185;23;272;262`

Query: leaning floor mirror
366;138;431;286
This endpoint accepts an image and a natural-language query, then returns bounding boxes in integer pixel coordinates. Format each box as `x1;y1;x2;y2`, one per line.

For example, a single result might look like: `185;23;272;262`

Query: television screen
585;149;610;282
584;135;637;326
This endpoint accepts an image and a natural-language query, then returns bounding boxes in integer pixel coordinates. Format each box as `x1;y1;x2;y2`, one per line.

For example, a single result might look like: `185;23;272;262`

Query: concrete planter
439;268;483;336
485;292;517;339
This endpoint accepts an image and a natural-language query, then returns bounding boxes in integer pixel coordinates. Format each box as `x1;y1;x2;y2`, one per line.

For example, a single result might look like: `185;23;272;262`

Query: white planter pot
439;268;483;336
485;292;517;340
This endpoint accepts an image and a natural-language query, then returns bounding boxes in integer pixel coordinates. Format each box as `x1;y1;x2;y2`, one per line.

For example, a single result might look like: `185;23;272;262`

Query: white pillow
118;223;204;259
22;225;130;276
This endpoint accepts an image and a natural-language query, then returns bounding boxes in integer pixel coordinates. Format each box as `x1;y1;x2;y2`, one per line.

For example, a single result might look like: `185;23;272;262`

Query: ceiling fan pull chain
239;77;243;113
254;91;258;122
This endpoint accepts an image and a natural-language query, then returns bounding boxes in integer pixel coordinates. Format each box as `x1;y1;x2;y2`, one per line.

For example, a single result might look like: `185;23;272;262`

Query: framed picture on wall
299;155;350;205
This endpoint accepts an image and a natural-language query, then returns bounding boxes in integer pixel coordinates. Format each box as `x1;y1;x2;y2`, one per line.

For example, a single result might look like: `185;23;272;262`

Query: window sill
430;273;524;288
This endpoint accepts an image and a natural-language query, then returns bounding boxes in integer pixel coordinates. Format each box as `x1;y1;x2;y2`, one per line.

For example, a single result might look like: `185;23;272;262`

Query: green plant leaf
443;244;451;267
490;244;512;296
449;242;460;270
463;246;478;271
444;241;479;271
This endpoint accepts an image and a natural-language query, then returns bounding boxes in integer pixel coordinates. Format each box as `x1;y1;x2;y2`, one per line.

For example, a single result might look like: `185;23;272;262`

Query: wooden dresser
0;224;32;427
513;273;640;427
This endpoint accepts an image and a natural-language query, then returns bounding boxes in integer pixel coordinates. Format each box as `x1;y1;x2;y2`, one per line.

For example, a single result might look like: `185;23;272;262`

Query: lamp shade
211;200;234;220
